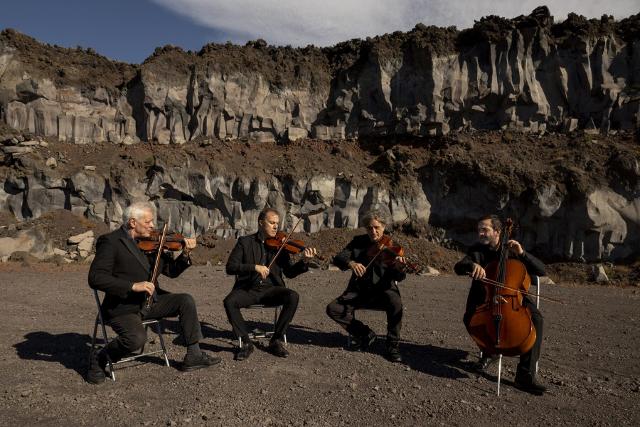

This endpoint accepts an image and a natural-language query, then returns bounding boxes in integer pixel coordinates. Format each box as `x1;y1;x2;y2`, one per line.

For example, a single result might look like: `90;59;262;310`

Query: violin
365;235;419;273
466;219;536;357
137;230;186;253
265;231;325;260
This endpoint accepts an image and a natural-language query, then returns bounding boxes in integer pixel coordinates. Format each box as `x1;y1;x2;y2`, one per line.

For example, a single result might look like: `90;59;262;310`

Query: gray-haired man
87;201;220;384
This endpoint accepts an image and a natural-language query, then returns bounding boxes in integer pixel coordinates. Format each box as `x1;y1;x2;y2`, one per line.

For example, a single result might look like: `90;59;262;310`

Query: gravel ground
1;266;639;426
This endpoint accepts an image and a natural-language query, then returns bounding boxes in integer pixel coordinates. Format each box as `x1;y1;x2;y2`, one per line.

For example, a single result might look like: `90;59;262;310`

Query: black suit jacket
225;231;309;290
88;227;191;319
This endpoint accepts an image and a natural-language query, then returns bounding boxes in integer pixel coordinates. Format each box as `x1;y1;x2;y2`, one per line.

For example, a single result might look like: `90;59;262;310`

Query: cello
466;219;537;393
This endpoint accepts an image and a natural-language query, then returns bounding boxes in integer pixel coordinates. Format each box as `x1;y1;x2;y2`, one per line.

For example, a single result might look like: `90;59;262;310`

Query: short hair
362;209;389;227
478;214;502;232
123;201;155;224
258;207;280;222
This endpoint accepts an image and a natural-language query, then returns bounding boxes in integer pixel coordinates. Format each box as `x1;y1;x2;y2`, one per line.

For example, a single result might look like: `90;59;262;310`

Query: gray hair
361;209;389;227
123;201;155;224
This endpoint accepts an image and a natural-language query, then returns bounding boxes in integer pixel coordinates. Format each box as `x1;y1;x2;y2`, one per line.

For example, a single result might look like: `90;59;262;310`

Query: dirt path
1;266;639;426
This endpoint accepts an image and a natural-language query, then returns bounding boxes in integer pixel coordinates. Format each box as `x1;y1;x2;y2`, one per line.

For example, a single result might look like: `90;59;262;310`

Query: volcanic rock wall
0;7;639;262
1;7;639;144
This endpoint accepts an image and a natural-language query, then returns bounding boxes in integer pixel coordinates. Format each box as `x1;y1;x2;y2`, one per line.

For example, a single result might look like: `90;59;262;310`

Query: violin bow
145;223;168;309
266;215;304;270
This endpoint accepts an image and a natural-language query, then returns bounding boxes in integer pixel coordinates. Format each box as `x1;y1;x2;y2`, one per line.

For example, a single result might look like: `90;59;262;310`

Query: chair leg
238;336;243;348
153;322;170;367
90;317;99;355
497;354;503;396
96;316;116;381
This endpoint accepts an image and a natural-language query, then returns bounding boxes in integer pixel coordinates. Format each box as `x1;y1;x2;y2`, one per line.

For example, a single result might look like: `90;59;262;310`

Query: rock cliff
0;7;638;263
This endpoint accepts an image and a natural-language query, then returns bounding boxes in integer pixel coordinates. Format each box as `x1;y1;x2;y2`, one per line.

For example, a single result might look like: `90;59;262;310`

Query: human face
365;219;386;242
129;210;155;239
477;219;500;249
259;212;279;238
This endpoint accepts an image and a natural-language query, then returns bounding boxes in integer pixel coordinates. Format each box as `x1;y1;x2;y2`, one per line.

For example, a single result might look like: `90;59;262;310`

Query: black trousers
326;288;403;342
104;293;203;362
463;287;543;378
223;285;299;341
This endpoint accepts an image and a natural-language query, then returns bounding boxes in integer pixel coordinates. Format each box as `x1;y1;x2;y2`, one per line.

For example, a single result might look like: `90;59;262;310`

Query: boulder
68;230;94;245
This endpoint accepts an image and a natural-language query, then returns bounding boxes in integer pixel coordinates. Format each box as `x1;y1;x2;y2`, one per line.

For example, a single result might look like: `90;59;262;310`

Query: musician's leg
145;293;203;345
515;301;546;395
259;286;299;341
464;282;484;327
517;301;544;377
326;296;367;336
373;289;403;362
464;285;498;371
379;288;403;342
223;289;259;340
87;313;145;383
106;313;147;361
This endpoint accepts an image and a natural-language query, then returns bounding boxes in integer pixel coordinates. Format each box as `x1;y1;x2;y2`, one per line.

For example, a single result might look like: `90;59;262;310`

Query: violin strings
477;277;565;304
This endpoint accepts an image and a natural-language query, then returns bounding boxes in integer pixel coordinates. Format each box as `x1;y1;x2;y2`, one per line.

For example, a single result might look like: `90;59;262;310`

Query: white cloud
151;0;639;47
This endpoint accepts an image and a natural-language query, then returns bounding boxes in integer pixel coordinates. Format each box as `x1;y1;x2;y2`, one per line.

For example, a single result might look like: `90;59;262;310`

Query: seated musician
224;207;317;361
454;214;546;395
326;209;406;363
86;201;221;384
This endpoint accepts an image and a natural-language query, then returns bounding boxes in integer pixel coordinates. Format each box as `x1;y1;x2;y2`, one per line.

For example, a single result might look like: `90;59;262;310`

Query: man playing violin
86;201;221;384
224;207;317;360
454;214;546;395
326;210;406;363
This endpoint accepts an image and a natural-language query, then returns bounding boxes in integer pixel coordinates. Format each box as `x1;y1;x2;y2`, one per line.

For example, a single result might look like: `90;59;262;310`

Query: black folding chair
237;304;286;348
89;289;170;381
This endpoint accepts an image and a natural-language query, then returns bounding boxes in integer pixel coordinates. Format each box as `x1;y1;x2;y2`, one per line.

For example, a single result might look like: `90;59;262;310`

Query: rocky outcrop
1;8;638;144
1;136;638;263
0;8;639;263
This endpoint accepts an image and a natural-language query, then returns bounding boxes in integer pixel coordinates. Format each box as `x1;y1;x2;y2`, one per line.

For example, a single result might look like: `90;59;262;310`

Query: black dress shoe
267;339;289;358
473;355;499;372
235;341;255;361
514;373;547;396
356;330;377;352
181;352;222;371
384;342;402;363
86;351;108;384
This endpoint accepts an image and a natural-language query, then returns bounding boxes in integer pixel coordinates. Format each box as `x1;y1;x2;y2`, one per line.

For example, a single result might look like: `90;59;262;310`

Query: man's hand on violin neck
348;261;367;277
303;247;317;260
470;263;486;280
132;281;155;295
255;265;270;279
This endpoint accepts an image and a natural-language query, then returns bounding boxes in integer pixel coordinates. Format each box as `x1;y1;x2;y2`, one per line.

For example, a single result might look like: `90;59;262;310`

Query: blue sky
1;1;637;64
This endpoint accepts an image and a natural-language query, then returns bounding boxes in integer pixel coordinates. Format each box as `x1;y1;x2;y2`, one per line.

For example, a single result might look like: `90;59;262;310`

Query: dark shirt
225;230;309;290
454;242;545;277
333;234;406;294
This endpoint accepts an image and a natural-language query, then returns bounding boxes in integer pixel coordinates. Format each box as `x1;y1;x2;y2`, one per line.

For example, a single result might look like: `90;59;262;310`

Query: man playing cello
454;214;546;395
